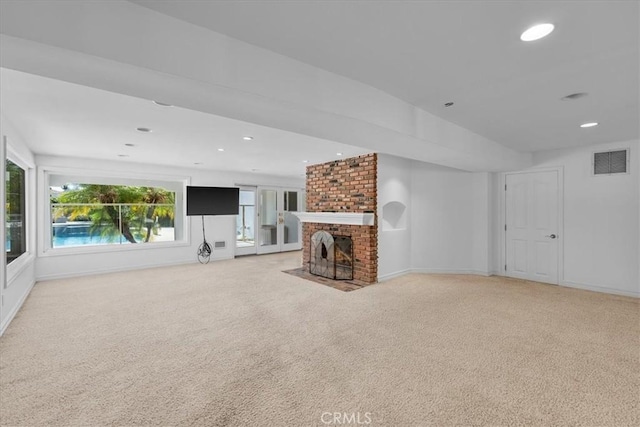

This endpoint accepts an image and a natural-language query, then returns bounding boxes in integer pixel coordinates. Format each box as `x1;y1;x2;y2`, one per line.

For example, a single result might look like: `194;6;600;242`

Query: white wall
1;114;37;335
377;154;412;279
35;155;303;280
410;162;491;275
377;156;492;280
471;173;492;274
527;140;639;296
380;143;639;298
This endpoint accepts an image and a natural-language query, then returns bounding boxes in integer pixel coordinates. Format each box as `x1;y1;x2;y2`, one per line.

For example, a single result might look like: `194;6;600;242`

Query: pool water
52;234;130;247
51;222;174;247
52;222;130;247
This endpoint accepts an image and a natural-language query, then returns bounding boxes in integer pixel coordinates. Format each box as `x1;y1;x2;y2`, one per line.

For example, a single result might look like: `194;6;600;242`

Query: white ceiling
0;68;370;178
134;0;639;152
0;1;638;178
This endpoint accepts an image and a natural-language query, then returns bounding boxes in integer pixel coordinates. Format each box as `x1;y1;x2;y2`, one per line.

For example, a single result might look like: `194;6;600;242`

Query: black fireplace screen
310;231;353;280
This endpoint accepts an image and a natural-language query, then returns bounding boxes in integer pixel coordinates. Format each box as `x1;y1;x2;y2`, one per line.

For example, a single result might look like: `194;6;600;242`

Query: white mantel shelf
292;212;375;226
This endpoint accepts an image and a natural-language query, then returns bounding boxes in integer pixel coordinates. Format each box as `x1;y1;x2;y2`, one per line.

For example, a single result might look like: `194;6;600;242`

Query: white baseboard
379;268;491;282
35;257;218;282
0;279;36;336
457;272;638;298
378;269;412;282
376;269;639;301
561;280;639;298
411;268;491;277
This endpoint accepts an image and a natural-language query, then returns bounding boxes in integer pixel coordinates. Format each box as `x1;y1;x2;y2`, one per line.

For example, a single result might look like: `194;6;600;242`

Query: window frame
39;166;191;257
6;158;26;264
5;143;35;287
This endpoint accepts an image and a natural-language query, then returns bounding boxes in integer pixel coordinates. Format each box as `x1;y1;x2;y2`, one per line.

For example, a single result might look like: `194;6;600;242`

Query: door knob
545;234;557;239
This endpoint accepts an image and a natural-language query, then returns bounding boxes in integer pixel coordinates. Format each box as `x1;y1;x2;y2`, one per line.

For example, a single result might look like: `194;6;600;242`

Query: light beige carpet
0;252;638;426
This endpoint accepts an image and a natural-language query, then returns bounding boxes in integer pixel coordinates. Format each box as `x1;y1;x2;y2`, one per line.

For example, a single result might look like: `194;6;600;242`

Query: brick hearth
302;153;378;284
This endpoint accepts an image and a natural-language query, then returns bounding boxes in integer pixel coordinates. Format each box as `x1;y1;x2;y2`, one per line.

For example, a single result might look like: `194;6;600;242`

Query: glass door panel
282;190;300;246
283;212;298;245
236;188;257;256
282;189;304;251
258;188;279;253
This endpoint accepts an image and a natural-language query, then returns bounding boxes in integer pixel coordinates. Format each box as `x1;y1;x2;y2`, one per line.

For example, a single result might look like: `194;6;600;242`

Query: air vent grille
594;149;628;175
214;241;226;249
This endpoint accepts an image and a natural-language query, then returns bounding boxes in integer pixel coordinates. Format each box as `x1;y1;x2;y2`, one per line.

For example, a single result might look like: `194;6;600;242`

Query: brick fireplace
300;153;378;284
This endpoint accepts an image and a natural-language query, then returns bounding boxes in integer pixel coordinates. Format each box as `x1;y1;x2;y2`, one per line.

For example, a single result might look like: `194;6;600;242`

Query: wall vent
593;149;628;175
213;241;226;249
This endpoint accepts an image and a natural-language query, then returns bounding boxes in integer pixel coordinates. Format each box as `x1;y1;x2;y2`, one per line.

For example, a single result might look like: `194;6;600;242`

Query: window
284;191;298;211
48;176;183;249
6;159;26;264
594;149;629;175
50;183;176;248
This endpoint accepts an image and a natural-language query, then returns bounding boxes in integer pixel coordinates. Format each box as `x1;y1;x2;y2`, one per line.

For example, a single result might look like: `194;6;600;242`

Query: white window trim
39;165;191;257
5;142;35;288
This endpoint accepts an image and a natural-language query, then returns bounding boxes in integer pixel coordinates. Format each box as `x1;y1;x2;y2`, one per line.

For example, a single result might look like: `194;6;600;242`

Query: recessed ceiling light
302;160;309;163
242;136;254;141
444;102;454;107
124;143;135;147
580;122;599;128
336;152;343;156
136;127;152;133
520;23;555;42
153;101;172;107
218;148;225;152
561;92;588;101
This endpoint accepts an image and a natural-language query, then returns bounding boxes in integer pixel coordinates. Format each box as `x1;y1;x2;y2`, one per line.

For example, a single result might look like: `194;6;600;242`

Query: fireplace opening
310;231;353;280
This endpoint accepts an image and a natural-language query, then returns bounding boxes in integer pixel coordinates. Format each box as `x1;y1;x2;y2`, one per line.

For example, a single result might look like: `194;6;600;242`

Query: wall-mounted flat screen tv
186;186;239;216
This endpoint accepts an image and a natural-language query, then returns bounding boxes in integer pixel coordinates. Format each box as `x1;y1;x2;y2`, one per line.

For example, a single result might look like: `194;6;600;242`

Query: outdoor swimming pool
51;222;174;248
52;222;128;247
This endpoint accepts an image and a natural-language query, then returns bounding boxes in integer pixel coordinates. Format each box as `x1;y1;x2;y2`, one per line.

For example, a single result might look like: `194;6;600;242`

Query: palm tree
141;188;175;242
56;184;174;244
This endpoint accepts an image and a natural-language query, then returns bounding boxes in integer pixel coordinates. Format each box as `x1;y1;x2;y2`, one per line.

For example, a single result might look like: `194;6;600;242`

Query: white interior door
505;171;559;284
256;187;304;254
